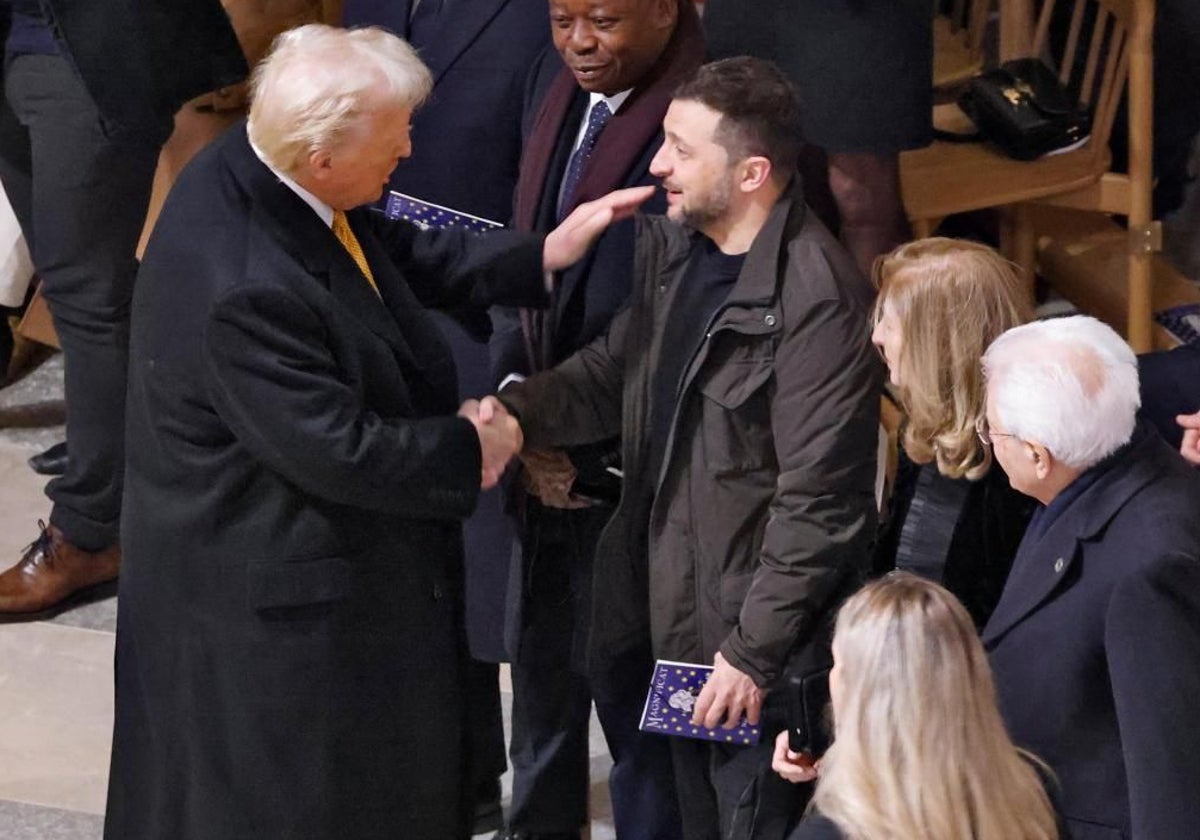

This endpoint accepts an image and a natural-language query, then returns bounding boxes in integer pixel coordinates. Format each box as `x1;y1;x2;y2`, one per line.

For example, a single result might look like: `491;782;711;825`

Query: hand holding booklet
638;659;762;746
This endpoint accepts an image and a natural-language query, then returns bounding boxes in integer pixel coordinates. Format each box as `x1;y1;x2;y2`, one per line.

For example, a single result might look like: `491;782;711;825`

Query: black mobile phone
785;667;832;757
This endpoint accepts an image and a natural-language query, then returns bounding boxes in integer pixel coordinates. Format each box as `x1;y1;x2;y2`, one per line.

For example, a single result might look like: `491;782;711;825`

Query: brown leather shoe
0;521;120;614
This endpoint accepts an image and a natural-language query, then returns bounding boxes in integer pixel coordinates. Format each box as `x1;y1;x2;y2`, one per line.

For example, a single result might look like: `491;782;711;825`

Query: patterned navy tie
557;100;612;222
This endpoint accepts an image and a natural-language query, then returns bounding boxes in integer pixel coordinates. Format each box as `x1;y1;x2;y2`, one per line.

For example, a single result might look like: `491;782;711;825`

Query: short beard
679;171;733;231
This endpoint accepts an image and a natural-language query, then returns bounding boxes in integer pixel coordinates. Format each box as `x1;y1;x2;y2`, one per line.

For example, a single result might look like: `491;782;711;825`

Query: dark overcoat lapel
982;451;1160;646
222;131;459;412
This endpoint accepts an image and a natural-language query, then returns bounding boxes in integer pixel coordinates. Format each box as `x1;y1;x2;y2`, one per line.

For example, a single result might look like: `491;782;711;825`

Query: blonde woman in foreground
773;573;1059;840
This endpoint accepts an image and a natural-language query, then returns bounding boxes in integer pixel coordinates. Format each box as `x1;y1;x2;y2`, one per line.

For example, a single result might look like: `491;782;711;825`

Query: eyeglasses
975;418;1018;447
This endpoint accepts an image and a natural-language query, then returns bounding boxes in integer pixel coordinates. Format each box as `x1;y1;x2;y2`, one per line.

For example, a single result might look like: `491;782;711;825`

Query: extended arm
204;285;482;519
372;187;654;310
499;303;631;449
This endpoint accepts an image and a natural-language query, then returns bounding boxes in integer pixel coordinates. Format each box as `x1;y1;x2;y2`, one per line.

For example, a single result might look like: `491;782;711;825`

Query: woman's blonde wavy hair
873;238;1032;480
812;573;1058;840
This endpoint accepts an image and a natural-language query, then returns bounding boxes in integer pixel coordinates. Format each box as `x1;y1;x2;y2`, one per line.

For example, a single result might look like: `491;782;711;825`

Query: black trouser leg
593;646;683;840
464;657;506;808
1;54;165;550
508;658;591;835
667;699;801;840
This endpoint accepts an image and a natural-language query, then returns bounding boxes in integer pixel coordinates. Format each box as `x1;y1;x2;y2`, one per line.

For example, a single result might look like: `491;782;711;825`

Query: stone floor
0;352;615;840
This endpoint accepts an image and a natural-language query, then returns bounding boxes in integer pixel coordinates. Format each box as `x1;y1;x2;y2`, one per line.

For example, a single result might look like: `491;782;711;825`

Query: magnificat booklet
638;659;762;746
383;190;504;233
1153;302;1200;348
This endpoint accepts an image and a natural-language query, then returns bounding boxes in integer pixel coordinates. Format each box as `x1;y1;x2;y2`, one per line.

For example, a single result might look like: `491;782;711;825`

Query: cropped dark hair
673;56;803;185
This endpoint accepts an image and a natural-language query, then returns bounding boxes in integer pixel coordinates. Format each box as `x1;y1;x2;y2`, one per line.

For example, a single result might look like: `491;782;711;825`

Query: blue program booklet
383;190;504;233
1153;303;1200;348
638;659;762;746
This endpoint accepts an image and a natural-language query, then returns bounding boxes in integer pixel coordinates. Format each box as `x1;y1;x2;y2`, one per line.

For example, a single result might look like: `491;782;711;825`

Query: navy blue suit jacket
1138;344;1200;450
984;425;1200;840
343;0;549;227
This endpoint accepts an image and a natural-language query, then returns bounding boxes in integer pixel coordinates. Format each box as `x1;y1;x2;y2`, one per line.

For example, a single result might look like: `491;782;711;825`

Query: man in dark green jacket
499;58;880;840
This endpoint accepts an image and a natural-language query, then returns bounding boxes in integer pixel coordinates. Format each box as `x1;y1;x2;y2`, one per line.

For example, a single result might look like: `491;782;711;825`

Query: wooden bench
1030;206;1200;350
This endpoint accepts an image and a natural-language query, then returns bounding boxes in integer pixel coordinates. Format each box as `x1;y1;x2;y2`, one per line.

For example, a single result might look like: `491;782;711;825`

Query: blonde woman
775;572;1060;840
871;238;1034;627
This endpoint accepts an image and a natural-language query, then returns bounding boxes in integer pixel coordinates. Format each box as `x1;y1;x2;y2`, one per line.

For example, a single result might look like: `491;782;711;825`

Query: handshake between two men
458;398;585;508
458;396;522;490
455;184;655;490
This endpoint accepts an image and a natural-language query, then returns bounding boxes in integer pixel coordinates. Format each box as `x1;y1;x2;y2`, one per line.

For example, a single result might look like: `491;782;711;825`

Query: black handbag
959;58;1091;160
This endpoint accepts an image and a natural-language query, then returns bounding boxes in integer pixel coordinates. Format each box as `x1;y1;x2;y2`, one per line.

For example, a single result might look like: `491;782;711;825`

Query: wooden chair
901;0;1158;351
933;0;990;90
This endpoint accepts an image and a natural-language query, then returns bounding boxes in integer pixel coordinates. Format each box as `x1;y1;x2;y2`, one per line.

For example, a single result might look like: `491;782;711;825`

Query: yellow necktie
331;210;379;296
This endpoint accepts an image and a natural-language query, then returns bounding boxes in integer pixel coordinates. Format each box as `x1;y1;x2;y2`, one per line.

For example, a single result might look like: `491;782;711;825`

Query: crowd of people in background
0;2;1198;840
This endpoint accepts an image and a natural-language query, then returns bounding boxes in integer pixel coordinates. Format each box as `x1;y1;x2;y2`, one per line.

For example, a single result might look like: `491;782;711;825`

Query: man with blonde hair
106;24;649;840
981;315;1200;840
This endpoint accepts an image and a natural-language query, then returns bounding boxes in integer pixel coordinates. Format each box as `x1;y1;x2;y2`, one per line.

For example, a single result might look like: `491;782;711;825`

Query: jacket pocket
246;555;352;612
697;361;774;474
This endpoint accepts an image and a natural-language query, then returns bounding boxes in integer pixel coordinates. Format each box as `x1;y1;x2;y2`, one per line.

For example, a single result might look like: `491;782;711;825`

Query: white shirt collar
569;89;633;155
592;88;632;117
248;134;335;228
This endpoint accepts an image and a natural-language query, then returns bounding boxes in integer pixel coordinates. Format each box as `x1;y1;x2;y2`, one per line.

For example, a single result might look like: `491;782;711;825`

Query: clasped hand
458;396;522;490
520;448;591;509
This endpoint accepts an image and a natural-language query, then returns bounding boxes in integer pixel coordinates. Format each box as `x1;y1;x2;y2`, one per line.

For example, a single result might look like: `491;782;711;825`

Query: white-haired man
980;315;1200;840
105;24;649;840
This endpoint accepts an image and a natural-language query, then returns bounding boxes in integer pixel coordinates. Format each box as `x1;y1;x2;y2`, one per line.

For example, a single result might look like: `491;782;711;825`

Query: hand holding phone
785;668;832;756
771;730;819;784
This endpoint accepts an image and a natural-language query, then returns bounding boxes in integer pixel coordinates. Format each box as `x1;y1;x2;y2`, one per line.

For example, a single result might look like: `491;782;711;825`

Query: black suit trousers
668;696;804;840
509;504;681;839
0;54;167;549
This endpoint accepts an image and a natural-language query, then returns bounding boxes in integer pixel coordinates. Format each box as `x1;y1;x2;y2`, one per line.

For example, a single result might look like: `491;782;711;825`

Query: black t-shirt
646;235;746;482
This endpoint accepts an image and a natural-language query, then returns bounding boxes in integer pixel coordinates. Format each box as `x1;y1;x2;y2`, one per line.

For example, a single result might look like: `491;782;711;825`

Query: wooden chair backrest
947;0;991;60
1027;0;1151;167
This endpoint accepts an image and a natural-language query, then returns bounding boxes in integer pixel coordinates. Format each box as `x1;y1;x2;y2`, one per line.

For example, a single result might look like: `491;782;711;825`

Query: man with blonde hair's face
979;316;1200;840
107;23;649;840
246;25;427;210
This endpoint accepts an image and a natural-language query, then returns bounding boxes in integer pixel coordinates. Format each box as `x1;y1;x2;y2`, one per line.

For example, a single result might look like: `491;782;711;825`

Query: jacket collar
982;423;1172;645
221;124;424;372
703;177;806;333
